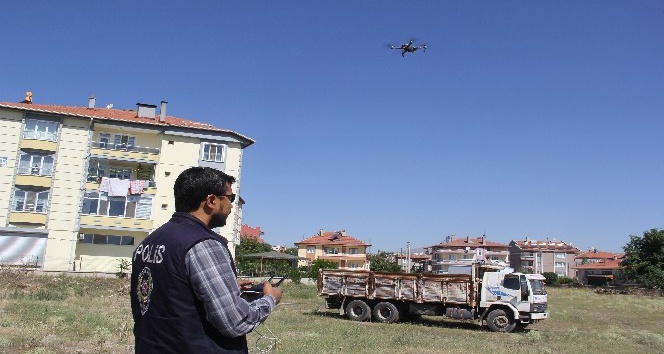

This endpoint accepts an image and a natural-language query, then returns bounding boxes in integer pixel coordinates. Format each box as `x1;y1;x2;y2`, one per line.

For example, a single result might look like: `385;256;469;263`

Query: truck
317;262;548;332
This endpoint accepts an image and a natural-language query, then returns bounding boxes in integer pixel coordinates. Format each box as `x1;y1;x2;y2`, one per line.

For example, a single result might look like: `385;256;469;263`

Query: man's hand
262;281;282;304
238;279;254;291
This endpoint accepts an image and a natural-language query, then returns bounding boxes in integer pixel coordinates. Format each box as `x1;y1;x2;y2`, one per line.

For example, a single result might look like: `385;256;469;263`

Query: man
131;167;282;353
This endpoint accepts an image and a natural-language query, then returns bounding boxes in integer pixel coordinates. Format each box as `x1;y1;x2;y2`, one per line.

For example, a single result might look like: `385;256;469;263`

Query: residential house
240;224;264;243
430;235;510;273
509;238;580;278
394;253;431;272
573;249;624;286
294;230;370;270
0;95;253;273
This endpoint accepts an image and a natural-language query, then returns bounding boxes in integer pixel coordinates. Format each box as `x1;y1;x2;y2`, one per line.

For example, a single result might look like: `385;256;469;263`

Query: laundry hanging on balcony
130;180;144;195
107;178;131;197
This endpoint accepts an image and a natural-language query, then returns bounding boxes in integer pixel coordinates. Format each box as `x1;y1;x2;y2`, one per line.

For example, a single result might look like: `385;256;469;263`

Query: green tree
284;247;298;256
368;251;402;272
301;259;338;279
235;236;273;276
622;228;664;289
542;272;559;285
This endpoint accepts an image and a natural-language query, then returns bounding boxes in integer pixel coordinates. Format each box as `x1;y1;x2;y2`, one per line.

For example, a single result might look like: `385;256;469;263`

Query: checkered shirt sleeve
185;239;276;337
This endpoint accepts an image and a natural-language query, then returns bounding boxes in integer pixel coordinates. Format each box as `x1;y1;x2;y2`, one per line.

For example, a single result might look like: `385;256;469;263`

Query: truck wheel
486;309;517;333
346;300;371;321
372;302;401;323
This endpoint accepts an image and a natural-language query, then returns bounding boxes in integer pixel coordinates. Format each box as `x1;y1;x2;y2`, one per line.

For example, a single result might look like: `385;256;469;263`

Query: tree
368;251;402;272
301;259;338;279
235;236;273;276
622;228;664;289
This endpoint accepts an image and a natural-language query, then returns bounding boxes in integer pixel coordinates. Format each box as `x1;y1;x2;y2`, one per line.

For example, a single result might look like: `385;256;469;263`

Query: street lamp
407;241;411;273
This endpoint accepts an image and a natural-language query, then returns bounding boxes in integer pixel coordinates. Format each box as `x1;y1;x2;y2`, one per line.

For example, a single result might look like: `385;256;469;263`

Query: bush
558;277;574;285
543;272;559;284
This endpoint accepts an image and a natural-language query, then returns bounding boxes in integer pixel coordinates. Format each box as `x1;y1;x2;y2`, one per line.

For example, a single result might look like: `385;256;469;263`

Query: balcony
89;141;160;163
79;215;153;231
8;210;48;225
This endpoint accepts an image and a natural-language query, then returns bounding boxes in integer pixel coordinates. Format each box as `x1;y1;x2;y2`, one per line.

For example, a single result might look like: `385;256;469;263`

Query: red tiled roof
0;101;254;144
240;224;264;243
511;239;579;252
295;231;371;247
432;236;508;249
572;259;622;270
576;251;623;260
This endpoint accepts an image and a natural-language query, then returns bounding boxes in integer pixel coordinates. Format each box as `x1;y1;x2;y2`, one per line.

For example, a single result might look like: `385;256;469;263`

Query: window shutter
135;197;153;219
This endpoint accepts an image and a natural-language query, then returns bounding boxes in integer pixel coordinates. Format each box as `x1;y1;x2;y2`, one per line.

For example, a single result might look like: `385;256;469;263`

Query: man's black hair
174;167;236;212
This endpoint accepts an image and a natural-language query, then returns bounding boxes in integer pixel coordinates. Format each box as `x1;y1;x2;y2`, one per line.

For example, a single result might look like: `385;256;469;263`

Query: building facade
430;236;510;273
295;230;370;270
573;249;624;286
0;97;253;273
509;238;580;278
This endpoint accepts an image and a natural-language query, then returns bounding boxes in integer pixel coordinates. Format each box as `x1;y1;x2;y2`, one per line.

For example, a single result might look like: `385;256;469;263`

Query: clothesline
98;177;148;196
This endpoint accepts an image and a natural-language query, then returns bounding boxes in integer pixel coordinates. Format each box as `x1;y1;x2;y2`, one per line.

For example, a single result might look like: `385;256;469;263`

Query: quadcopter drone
390;39;427;57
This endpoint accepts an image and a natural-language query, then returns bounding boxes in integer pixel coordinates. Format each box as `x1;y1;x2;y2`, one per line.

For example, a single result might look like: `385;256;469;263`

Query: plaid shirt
185;239;276;338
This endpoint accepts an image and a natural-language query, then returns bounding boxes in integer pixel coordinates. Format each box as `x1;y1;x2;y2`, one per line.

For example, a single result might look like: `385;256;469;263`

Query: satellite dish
106;104;113;109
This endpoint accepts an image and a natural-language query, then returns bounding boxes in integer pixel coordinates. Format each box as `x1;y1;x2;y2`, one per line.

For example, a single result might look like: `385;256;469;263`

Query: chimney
160;101;168;123
88;95;96;109
481;236;486;244
136;103;157;118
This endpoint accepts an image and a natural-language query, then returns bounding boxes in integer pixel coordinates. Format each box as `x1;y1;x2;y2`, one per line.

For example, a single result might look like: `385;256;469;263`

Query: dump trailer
318;263;548;332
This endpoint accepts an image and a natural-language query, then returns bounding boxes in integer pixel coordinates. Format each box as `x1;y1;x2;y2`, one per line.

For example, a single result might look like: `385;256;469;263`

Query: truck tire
486;309;517;333
346;300;371;322
372;302;401;323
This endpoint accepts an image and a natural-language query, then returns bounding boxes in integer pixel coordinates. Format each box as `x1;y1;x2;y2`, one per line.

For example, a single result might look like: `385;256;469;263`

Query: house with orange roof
240;224;264;243
0;94;253;273
430;235;510;273
509;238;580;278
294;230;371;270
573;249;624;286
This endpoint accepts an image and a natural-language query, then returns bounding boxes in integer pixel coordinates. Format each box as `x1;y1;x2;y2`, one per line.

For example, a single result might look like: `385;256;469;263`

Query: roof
572;259;622;270
294;230;371;247
237;251;305;260
432;236;508;249
510;239;580;253
576;250;623;260
0;101;254;145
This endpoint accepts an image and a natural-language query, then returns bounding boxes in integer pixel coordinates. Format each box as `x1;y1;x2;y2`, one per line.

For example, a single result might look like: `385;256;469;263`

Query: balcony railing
23;131;58;141
17;166;54;176
14;203;48;214
90;141;160;154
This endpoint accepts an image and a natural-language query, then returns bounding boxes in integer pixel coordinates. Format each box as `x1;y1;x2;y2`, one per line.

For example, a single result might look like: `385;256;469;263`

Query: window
555;262;566;268
306;246;315;254
99;133;111;148
348;263;359;269
13;189;49;213
349;248;358;255
202;143;226;162
23;119;59;141
324;247;339;254
503;275;521;290
18;153;54;176
113;134;136;150
82;192;152;219
448;254;456;261
79;234;134;246
555;253;566;259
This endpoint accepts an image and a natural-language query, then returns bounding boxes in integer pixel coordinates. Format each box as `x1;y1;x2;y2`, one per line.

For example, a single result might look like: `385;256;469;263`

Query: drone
389;39;427;57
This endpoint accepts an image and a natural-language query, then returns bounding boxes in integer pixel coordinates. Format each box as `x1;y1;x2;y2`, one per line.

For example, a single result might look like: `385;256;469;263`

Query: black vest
130;212;247;354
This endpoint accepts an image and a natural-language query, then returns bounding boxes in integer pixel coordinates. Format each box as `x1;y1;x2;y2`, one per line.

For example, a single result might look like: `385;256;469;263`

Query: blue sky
2;1;663;253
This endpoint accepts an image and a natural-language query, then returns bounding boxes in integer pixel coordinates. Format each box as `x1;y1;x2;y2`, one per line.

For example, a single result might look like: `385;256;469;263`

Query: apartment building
0;96;253;273
430;235;510;273
294;230;370;270
509;238;580;278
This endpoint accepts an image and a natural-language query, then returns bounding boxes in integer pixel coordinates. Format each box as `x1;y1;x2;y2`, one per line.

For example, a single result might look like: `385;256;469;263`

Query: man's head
174;167;237;228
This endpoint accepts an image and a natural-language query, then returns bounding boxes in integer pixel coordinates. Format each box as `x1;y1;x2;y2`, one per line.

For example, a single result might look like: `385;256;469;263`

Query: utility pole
407;241;411;273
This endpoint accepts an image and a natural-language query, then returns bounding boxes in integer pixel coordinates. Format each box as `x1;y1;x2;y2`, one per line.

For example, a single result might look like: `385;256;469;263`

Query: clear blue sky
2;1;663;253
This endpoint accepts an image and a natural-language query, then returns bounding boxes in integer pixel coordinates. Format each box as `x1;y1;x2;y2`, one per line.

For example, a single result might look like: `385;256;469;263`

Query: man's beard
209;213;228;229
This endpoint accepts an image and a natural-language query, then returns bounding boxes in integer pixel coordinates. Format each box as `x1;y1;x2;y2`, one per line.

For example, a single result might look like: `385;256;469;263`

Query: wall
0;110;23;226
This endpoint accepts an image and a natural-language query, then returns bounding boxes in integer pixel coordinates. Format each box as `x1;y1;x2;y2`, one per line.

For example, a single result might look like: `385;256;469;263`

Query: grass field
1;270;663;354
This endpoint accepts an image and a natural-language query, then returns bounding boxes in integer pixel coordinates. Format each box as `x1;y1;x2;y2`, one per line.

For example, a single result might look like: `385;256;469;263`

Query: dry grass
1;269;663;354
